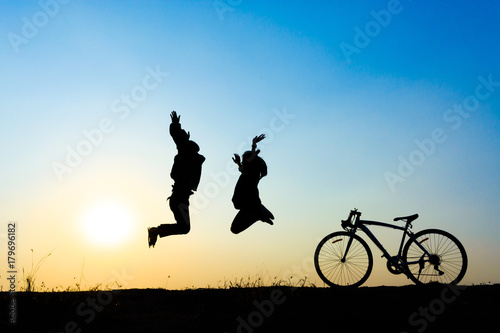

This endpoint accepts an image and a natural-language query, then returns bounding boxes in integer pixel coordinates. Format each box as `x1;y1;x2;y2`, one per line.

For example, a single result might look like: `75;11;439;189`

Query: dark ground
1;284;499;333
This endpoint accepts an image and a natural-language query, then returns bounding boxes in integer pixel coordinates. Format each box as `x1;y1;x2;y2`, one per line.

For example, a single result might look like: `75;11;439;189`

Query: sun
80;200;135;247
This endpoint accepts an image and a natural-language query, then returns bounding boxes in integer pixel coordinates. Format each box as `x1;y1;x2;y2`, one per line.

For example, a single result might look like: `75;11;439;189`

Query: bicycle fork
341;231;357;262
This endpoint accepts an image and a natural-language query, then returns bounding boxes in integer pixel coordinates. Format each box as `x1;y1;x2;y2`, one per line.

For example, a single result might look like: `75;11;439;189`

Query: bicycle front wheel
402;229;468;285
314;231;373;287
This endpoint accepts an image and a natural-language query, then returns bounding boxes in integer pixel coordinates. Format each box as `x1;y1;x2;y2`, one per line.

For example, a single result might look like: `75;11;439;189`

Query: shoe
148;227;159;248
260;205;274;225
262;217;274;225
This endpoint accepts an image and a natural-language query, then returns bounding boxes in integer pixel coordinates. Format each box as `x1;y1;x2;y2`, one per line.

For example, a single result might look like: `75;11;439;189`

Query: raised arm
251;134;265;153
170;110;181;124
169;111;190;147
232;154;242;171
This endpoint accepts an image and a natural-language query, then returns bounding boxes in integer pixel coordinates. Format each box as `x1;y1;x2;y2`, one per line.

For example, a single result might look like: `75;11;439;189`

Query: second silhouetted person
230;134;274;234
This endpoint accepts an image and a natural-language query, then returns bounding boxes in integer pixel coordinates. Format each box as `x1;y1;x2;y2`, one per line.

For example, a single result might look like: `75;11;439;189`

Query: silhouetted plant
22;249;53;292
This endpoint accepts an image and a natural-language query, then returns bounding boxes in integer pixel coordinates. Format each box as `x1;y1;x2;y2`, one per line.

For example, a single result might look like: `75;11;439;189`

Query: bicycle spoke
402;229;467;285
315;232;373;287
316;211;467;288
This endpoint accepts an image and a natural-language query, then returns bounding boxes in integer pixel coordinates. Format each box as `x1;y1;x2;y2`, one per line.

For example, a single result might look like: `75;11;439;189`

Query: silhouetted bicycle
314;209;467;287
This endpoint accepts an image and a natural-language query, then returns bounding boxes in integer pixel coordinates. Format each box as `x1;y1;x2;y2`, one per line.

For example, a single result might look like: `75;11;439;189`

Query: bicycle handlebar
341;208;361;230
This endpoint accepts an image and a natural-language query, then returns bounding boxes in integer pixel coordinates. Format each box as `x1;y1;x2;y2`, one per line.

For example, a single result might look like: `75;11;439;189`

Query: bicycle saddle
393;214;419;222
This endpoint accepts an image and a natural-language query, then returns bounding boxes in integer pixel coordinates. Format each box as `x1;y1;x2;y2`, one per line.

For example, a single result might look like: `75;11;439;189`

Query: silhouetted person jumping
148;111;205;247
231;134;274;234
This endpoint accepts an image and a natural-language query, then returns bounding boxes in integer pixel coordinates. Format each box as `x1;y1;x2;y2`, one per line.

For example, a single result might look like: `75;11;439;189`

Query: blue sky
1;0;499;289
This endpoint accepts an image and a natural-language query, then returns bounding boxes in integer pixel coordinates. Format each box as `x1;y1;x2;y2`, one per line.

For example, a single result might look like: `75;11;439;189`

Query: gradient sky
1;0;499;290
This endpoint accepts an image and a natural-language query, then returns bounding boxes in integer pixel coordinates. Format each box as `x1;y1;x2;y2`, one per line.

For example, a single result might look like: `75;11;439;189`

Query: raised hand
170;111;180;124
252;134;265;145
232;154;241;165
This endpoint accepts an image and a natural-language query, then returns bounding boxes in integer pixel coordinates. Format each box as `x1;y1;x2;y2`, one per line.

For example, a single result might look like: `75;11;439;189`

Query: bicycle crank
386;256;404;275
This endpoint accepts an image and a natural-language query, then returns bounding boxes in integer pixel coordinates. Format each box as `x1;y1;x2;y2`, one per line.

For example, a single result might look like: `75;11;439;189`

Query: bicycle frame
343;211;432;269
315;209;467;287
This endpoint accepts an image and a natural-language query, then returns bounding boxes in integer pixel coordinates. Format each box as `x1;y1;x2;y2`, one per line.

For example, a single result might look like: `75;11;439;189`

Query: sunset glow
1;1;499;292
80;200;135;247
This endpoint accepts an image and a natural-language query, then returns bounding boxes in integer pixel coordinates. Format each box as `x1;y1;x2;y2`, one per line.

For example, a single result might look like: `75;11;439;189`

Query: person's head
242;150;255;161
242;150;267;177
188;140;200;153
241;150;261;165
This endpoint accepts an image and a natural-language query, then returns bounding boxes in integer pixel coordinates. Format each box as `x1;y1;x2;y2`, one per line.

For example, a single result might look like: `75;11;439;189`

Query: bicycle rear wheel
314;231;373;287
402;229;467;285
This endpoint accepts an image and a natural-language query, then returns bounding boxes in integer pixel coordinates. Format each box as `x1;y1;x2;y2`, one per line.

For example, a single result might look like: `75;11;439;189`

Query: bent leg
230;209;258;234
158;192;191;237
259;204;274;224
